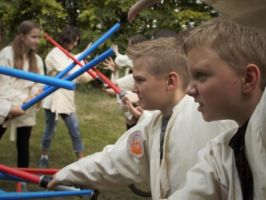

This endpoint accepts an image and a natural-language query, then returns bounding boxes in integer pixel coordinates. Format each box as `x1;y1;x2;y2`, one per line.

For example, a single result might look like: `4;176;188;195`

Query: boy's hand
102;57;117;72
47;178;59;190
104;88;116;97
22;87;43;106
33;87;44;101
127;102;143;119
122;91;139;104
122;91;143;119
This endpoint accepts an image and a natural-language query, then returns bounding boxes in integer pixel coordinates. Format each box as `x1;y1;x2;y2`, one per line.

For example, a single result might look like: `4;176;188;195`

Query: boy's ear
166;72;179;90
242;64;261;94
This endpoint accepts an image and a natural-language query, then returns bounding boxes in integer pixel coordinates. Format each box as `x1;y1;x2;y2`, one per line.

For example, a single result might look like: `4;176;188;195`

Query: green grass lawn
0;87;149;199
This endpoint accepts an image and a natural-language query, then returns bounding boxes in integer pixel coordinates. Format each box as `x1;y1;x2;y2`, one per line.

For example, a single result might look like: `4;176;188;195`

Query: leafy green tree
0;0;217;60
0;0;65;40
0;0;66;55
77;0;217;53
58;0;80;26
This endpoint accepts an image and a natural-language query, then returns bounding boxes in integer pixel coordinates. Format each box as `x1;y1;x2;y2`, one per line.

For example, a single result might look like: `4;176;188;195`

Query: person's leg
39;109;57;168
40;109;57;155
61;113;84;159
16;126;32;167
15;126;30;190
0;125;7;139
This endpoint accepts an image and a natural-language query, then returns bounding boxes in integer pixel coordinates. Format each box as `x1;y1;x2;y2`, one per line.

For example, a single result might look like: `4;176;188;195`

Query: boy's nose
186;85;197;97
132;84;138;93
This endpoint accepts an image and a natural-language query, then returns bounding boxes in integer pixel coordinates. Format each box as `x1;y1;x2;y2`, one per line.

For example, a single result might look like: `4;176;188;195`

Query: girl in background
39;25;92;168
0;20;43;167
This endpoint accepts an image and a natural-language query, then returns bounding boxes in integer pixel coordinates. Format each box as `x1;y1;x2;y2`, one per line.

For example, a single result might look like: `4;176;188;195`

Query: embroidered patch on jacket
127;131;144;158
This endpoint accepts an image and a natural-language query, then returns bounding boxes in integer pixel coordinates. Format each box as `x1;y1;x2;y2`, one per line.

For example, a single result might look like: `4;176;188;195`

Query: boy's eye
193;72;208;81
134;77;145;83
135;79;143;84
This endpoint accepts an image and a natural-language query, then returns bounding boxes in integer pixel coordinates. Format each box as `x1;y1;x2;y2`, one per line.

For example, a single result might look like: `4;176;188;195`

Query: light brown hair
184;18;266;89
126;37;189;89
128;34;147;45
11;20;40;73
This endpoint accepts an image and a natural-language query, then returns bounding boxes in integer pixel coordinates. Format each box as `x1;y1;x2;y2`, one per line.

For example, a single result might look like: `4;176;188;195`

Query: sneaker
39;157;48;168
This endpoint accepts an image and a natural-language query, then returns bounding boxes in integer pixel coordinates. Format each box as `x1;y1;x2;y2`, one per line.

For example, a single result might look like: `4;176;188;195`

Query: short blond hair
126;37;189;89
184;18;266;89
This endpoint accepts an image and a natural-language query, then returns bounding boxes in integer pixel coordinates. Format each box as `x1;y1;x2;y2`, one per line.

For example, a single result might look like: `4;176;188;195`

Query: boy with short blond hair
127;37;190;90
166;18;266;200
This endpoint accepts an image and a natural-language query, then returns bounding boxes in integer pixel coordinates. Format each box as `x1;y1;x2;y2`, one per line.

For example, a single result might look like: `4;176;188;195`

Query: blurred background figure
0;20;43;168
39;25;93;168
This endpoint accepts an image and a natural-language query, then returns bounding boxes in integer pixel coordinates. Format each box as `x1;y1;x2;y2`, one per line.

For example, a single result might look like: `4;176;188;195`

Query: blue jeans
41;109;84;153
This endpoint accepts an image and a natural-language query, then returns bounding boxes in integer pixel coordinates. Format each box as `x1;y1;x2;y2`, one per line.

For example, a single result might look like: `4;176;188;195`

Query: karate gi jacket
0;46;43;127
42;47;92;115
54;95;237;199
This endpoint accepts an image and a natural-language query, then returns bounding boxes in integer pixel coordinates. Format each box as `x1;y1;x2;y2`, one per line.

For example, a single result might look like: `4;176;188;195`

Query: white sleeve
45;48;71;73
0;47;13;66
74;64;93;84
114;54;133;68
0;65;11;120
69;57;93;84
76;73;93;84
0;47;14;118
115;74;134;92
0;99;11;121
54;125;150;191
0;47;44;107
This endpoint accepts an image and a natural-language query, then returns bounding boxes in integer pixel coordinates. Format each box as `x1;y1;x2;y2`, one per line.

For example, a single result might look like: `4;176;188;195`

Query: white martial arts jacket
42;47;92;115
54;95;237;199
115;74;134;92
0;46;43;127
112;53;132;79
115;53;133;69
0;98;12;124
165;89;266;200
